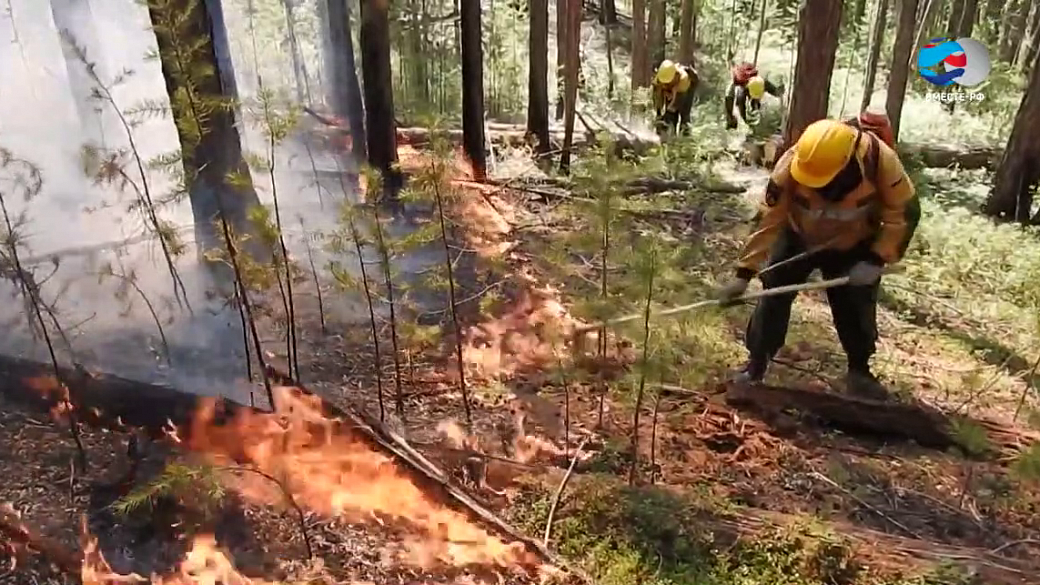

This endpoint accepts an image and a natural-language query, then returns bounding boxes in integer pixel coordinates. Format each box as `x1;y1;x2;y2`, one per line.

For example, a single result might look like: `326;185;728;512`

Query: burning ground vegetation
0;380;573;584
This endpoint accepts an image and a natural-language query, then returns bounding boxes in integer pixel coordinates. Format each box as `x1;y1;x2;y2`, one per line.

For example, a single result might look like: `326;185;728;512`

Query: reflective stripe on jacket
737;135;920;273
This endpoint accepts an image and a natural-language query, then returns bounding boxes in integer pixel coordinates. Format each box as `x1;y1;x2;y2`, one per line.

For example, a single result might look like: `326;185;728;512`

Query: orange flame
186;386;541;573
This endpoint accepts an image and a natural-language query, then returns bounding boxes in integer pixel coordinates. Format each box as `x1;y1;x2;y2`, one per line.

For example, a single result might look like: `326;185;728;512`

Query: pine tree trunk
407;0;430;102
984;53;1040;222
946;0;966;36
861;0;890;112
886;0;919;141
460;0;487;180
560;0;581;173
782;0;843;146
555;0;567;119
51;0;114;147
632;0;648;91
600;0;617;24
147;0;263;258
648;0;666;66
281;0;311;104
528;0;551;155
956;0;978;36
359;0;400;189
677;0;696;62
752;0;769;65
326;0;367;161
999;0;1025;63
1015;1;1040;71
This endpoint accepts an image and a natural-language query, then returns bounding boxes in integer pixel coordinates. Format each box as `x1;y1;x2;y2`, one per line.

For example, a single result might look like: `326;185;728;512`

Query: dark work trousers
724;84;763;128
660;88;696;136
745;229;880;371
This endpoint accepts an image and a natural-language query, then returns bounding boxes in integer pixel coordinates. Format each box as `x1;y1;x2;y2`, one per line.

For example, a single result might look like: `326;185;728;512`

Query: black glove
715;277;750;307
847;261;884;286
725;118;738;130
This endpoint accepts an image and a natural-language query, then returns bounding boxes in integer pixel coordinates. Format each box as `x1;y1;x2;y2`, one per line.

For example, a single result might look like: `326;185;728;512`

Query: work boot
845;368;889;400
731;358;769;385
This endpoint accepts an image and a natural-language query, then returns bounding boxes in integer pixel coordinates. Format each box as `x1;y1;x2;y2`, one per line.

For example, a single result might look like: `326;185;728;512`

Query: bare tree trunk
946;0;966;36
957;0;978;36
599;0;617;24
648;0;666;67
556;0;567;119
861;0;890;112
782;0;843;147
886;0;919;141
51;0;112;146
327;0;368;161
1016;1;1040;71
460;0;487;180
528;0;551;156
752;0;769;65
632;0;648;91
677;0;695;63
984;52;1040;221
282;0;311;104
148;0;263;257
359;0;400;190
1000;0;1025;63
560;0;581;173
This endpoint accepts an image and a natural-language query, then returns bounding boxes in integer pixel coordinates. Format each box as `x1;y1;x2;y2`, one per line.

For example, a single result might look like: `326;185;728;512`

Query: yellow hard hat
747;76;766;100
655;60;678;84
789;119;858;189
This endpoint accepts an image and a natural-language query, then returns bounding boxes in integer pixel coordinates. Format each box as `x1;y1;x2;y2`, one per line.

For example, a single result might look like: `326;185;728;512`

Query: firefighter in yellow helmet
715;119;921;398
725;67;782;129
652;60;698;136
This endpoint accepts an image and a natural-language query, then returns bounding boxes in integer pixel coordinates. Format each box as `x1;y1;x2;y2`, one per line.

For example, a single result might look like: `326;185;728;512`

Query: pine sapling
595;177;616;428
364;168;406;420
330;204;386;421
96;262;172;366
0;150;87;468
254;87;301;381
63;32;191;313
298;217;326;335
628;246;657;486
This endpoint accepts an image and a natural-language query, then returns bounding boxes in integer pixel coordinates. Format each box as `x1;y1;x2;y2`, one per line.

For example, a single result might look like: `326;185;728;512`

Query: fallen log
743;135;1002;170
0;355;590;583
510;174;746;197
723;382;1035;457
395;124;660;158
0;504;82;576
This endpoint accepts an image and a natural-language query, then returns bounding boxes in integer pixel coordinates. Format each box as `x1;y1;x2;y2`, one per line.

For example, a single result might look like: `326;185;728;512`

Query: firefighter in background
725;62;782;129
652;60;698;136
715;117;920;399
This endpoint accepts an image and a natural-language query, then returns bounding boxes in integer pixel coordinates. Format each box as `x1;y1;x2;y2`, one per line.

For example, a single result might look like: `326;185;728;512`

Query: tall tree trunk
460;0;487;180
648;0;666;67
560;0;581;173
528;0;551;155
752;0;769;65
599;0;617;24
1000;0;1025;63
147;0;262;257
782;0;843;147
1016;1;1040;70
556;0;567;119
861;0;890;111
51;0;112;146
359;0;400;189
316;0;332;101
886;0;919;141
632;0;648;91
677;0;695;62
282;0;311;104
946;0;966;36
326;0;367;161
956;0;978;36
984;51;1040;221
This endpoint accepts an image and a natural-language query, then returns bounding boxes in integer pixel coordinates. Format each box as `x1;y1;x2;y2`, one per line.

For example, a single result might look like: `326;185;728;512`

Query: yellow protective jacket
652;68;693;114
736;135;920;276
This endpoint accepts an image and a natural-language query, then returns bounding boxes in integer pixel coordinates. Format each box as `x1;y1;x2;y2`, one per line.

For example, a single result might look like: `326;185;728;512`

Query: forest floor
5;134;1040;585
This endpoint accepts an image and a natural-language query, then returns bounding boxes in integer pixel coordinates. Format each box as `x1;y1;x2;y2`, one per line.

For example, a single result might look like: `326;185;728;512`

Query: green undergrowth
509;474;972;585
